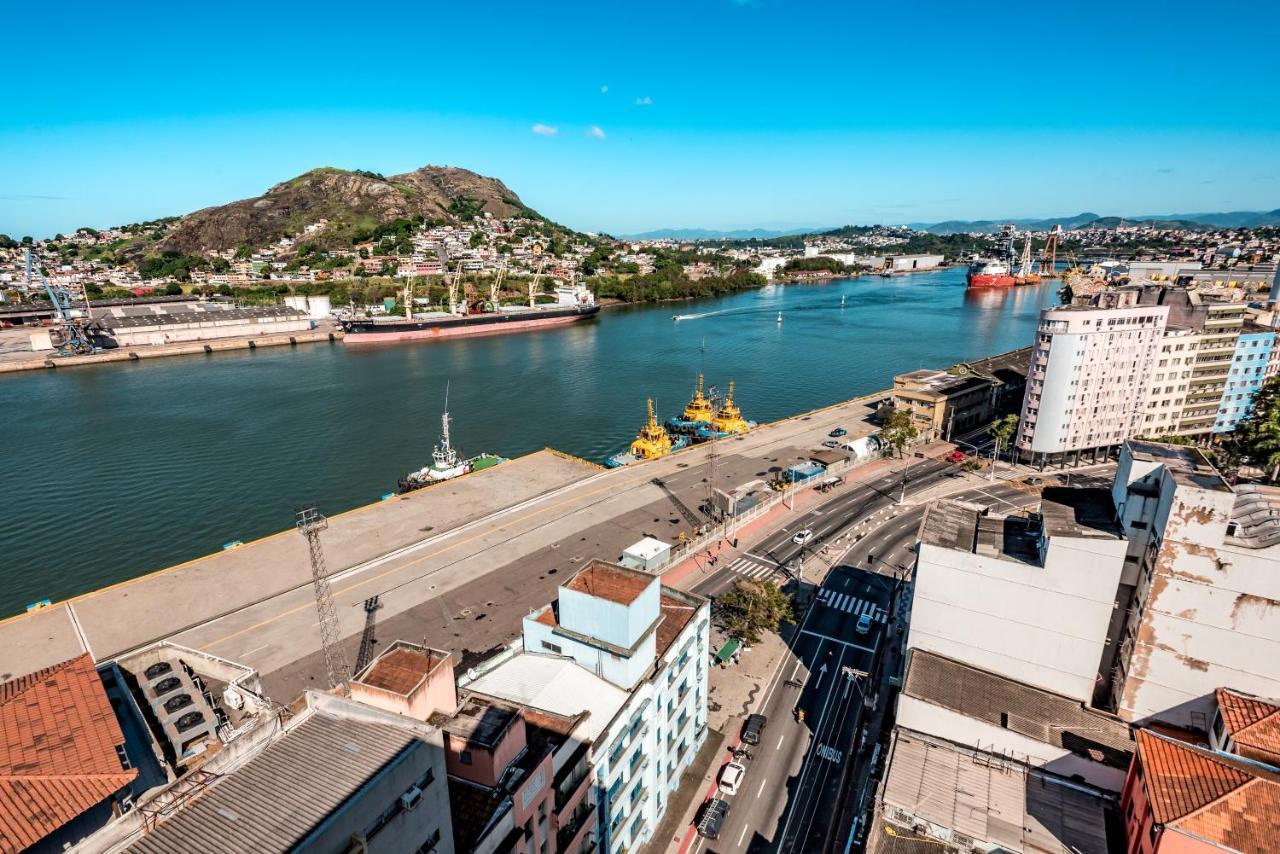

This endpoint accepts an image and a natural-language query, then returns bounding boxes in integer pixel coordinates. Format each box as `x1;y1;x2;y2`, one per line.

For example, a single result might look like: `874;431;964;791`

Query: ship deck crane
488;263;506;310
447;260;463;315
528;257;546;308
25;249;97;355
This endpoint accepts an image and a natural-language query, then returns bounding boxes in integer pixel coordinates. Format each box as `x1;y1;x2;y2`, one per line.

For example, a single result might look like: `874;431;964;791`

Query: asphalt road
685;457;1109;854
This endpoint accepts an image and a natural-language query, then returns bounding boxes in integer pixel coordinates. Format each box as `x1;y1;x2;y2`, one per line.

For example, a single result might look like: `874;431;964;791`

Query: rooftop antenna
296;505;351;693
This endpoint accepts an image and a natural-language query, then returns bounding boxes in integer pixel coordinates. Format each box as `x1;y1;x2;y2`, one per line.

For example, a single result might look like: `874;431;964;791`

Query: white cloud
635;96;653;106
600;85;609;94
531;123;558;136
587;125;606;140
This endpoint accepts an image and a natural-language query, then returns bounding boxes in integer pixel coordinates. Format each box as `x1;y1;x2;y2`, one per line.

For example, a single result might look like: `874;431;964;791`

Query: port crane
447;260;464;315
296;506;351;693
1016;234;1035;279
1039;225;1062;277
24;249;97;355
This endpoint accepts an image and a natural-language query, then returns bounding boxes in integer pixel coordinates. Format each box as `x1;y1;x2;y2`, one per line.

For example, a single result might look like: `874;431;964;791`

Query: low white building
466;561;710;854
909;489;1128;703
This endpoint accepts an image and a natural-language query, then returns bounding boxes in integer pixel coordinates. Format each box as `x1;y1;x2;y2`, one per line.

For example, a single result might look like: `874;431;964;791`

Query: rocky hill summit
159;165;535;253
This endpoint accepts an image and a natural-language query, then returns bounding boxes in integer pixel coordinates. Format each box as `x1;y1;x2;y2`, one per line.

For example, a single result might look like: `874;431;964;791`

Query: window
415;829;442;854
541;640;563;654
460;750;472;765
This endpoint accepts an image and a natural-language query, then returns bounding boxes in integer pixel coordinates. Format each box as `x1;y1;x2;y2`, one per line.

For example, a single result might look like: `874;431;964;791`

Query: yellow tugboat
709;381;753;435
666;374;715;435
606;399;686;467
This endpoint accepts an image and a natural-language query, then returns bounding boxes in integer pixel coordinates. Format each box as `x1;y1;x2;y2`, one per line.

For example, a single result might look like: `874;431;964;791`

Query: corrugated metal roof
882;730;1113;854
467;654;628;747
904;650;1133;768
128;713;417;853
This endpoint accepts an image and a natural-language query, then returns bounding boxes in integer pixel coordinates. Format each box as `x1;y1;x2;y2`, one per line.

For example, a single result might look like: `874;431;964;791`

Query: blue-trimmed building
1214;324;1276;433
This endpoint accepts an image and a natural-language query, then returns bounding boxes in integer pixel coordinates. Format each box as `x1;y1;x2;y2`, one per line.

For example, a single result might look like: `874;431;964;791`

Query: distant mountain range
619;226;820;240
909;210;1280;234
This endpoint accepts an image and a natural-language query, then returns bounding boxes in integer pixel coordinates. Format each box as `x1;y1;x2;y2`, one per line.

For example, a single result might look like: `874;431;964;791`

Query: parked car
698;799;730;839
829;427;847;437
719;761;746;796
856;613;873;634
946;450;966;463
822;439;840;448
792;529;814;545
742;713;768;745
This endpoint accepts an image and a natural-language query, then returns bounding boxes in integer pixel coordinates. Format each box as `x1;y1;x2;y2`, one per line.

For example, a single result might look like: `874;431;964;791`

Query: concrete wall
910;538;1125;702
522;617;658;691
109;316;311;347
559;578;659;652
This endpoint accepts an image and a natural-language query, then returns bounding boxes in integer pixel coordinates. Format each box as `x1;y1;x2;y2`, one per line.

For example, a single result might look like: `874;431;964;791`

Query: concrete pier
0;328;343;374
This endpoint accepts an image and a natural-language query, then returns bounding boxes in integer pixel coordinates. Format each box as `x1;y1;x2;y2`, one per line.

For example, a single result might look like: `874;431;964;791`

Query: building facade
469;561;710;854
1214;325;1275;433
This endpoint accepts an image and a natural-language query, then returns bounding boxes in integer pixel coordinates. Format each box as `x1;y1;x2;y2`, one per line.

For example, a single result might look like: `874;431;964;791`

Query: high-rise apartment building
1015;287;1257;464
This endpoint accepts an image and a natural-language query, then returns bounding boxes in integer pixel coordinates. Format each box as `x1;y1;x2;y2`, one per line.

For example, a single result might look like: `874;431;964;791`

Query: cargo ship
965;259;1016;288
342;262;599;344
398;403;505;493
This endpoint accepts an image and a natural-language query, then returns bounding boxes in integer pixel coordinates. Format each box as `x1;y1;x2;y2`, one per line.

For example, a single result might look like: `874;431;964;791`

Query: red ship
966;259;1016;288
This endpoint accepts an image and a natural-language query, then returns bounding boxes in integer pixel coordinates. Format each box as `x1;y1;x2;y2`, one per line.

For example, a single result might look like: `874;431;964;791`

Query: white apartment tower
1015;303;1170;464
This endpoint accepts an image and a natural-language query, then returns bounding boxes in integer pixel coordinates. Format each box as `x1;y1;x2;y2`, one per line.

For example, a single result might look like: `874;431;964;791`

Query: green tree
163;282;183;296
989;414;1020;467
880;407;917;458
469;230;485;249
233;245;254;260
1234;377;1280;481
209;256;231;273
717;579;795;645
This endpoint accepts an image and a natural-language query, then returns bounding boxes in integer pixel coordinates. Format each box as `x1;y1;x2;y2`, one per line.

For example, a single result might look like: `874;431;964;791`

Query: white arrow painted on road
814;662;828;689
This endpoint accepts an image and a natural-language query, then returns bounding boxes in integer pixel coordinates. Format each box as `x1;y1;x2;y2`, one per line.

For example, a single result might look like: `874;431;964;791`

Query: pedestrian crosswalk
817;588;887;622
725;556;777;580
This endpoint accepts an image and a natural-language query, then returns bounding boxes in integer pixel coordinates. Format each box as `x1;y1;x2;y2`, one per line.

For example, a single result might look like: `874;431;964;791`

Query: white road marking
758;778;768;797
739;824;749;846
799;629;877;653
241;644;270;658
776;734;785;749
66;604;96;661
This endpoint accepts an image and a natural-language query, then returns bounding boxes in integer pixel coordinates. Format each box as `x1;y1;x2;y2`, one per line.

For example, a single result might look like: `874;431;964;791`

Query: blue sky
4;0;1278;238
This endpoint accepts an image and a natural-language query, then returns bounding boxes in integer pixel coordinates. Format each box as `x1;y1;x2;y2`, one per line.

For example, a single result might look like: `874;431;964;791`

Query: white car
792;529;814;545
719;761;746;796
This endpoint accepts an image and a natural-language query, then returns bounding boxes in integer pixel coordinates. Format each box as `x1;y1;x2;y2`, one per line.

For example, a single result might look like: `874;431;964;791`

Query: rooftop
127;709;422;854
1134;728;1280;853
1216;687;1280;765
0;653;137;854
918;501;1042;563
1038;487;1123;540
354;642;451;696
656;590;703;661
563;560;656;606
894;369;992;399
444;696;520;750
1126;439;1233;493
904;650;1133;769
956;345;1033;387
881;729;1115;854
466;654;628;747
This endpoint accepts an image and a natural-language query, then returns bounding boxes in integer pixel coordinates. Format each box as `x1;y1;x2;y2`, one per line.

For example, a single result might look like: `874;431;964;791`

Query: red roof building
1213;687;1280;767
1122;727;1280;854
0;654;137;854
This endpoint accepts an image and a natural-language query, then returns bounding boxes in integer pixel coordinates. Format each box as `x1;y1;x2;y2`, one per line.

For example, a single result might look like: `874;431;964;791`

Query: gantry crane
25;249;97;355
1040;225;1062;278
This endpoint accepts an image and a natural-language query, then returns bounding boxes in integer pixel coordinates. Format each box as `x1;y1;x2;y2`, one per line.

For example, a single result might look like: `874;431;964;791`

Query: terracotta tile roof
1135;728;1280;853
532;604;557;628
356;646;446;695
656;592;699;660
0;654;136;853
1217;687;1280;765
563;560;655;606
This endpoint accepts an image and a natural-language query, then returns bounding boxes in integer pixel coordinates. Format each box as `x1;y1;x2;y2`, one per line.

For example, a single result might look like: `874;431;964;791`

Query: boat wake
672;307;756;321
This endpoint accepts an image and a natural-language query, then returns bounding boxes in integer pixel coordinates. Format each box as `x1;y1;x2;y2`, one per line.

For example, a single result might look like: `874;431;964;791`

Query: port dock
0;393;882;700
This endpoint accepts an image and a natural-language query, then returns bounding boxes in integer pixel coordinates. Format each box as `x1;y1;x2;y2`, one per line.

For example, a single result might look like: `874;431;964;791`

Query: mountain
157;165;537;254
1127;209;1280;229
912;209;1280;234
909;214;1100;234
620;226;820;240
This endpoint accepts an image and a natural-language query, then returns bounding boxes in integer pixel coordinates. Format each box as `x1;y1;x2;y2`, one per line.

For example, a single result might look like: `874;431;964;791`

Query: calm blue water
0;269;1057;614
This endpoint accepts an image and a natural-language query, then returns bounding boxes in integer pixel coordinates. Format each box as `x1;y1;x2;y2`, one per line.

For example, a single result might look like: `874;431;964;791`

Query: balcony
556;757;593;817
557;801;598;853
